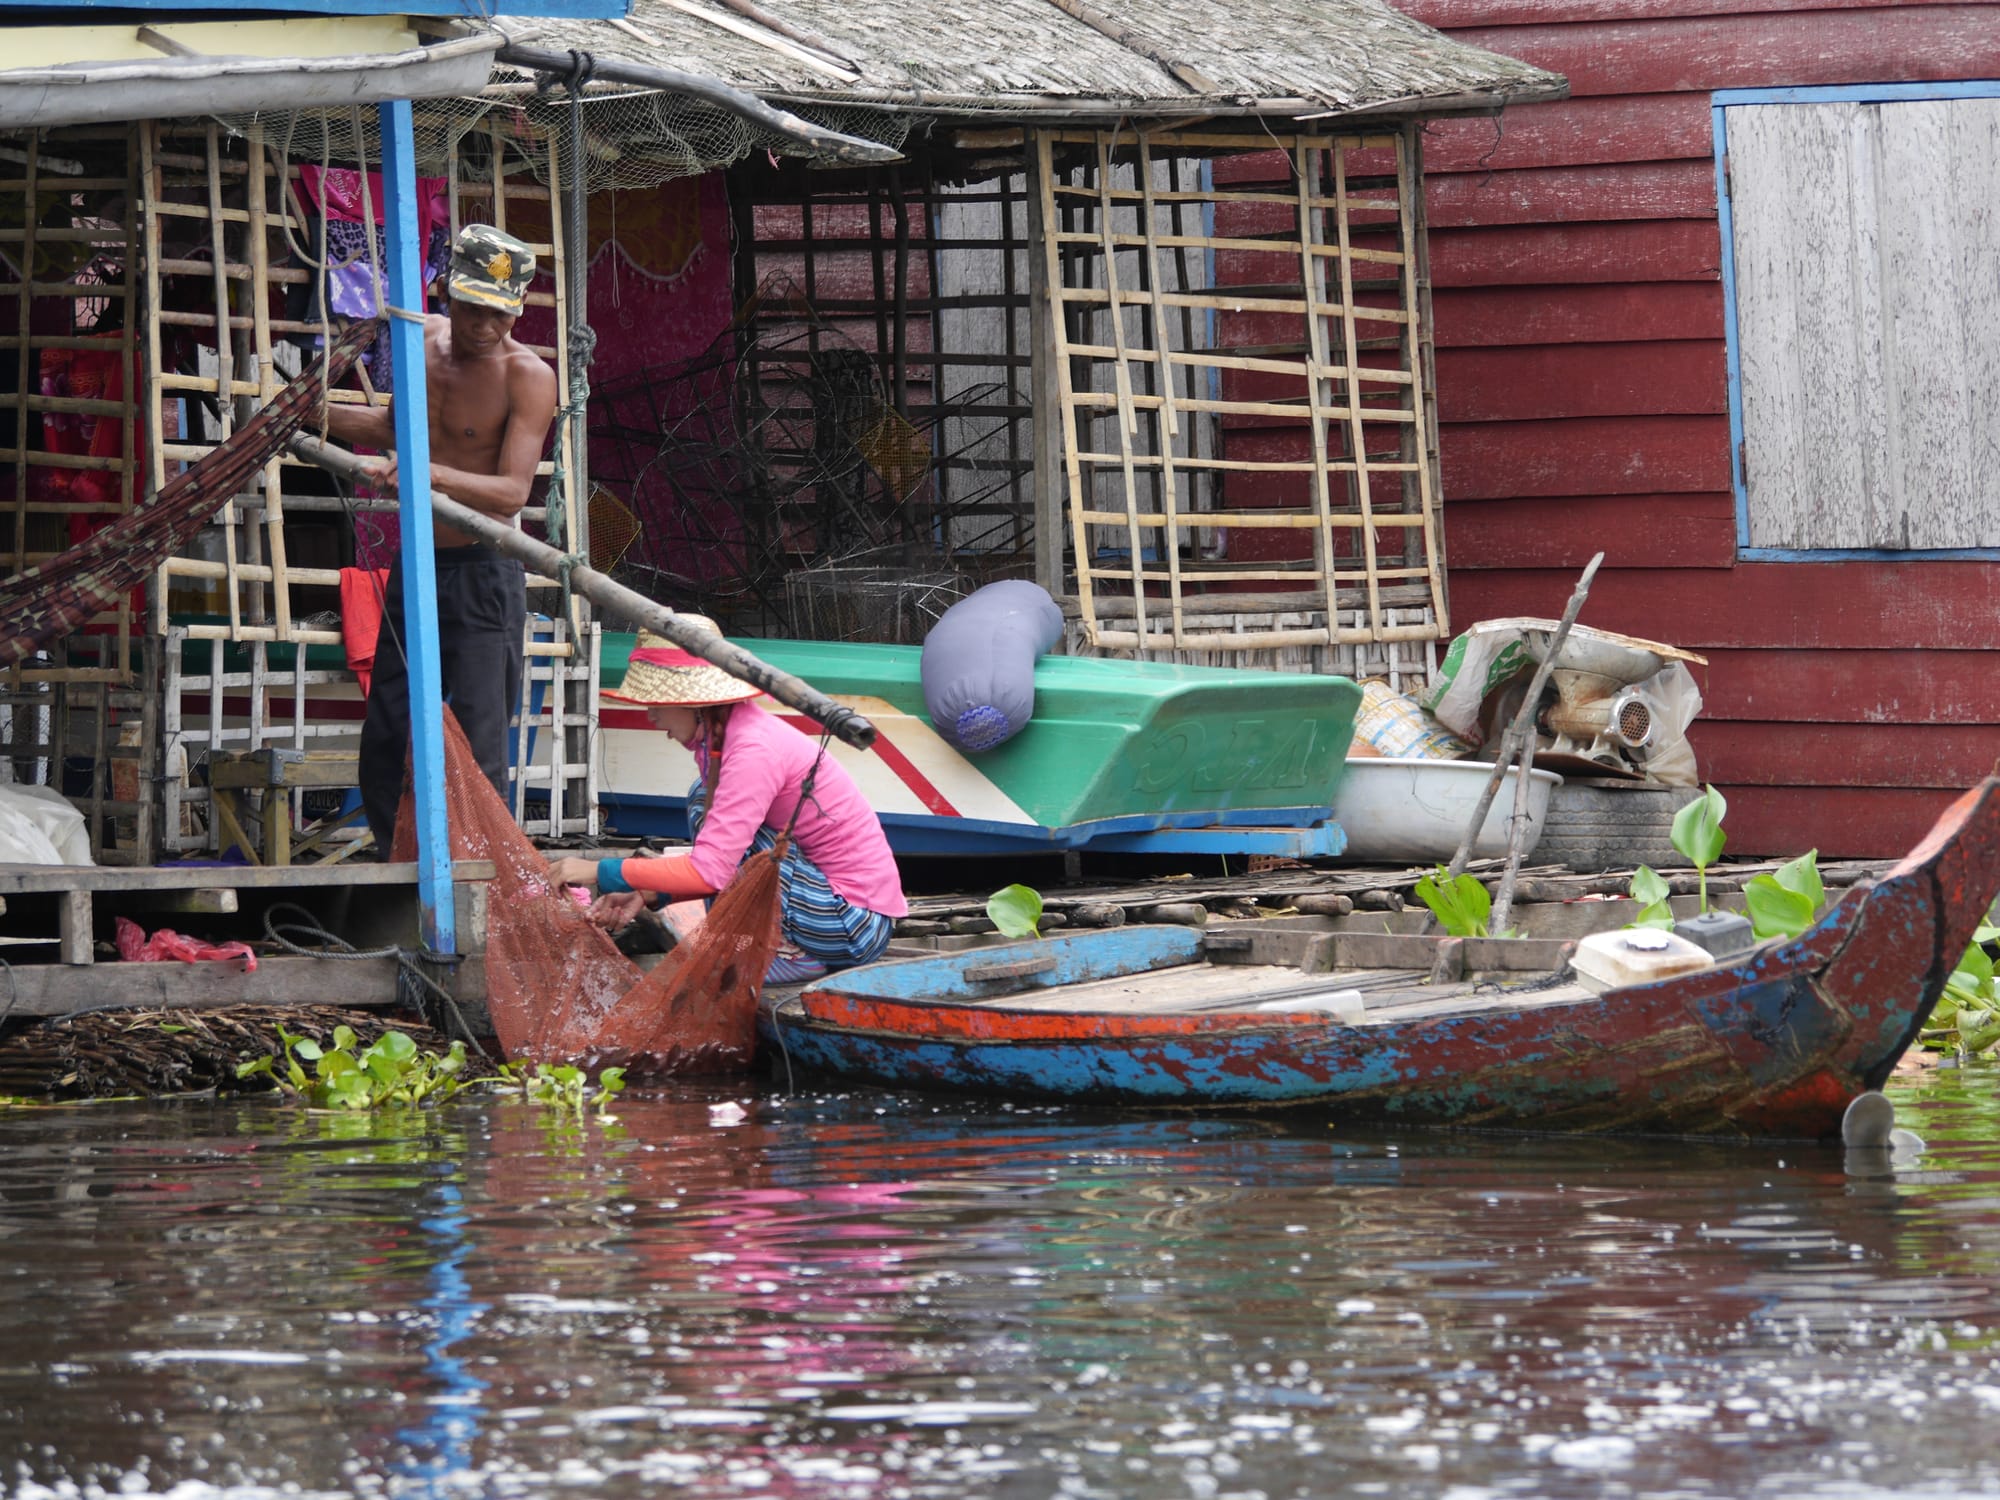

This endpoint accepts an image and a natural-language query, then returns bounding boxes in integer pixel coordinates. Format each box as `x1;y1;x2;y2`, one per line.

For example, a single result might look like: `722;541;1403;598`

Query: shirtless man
325;224;559;852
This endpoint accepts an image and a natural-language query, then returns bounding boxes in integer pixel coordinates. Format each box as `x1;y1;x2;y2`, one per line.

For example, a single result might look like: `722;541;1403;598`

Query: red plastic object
114;916;257;972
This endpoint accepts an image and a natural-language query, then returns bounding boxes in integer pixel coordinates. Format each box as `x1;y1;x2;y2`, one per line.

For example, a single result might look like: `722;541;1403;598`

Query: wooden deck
0;859;494;1018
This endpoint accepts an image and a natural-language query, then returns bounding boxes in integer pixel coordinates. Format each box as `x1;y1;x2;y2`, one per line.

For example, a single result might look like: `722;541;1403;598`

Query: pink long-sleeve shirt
683;701;907;917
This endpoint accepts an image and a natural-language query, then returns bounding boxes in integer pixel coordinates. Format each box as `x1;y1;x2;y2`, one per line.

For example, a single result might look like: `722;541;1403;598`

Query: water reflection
1;1067;1999;1497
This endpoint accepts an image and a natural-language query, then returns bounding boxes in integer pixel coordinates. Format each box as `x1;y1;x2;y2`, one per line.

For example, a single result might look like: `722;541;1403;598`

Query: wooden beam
0;954;485;1019
0;859;495;898
1036;0;1219;93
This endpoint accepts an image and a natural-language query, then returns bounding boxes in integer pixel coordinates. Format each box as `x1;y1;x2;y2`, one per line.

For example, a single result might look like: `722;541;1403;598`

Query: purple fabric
319;220;450;393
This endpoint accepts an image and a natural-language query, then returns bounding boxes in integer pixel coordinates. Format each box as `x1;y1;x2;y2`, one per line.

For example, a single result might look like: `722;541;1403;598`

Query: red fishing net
389;709;772;1075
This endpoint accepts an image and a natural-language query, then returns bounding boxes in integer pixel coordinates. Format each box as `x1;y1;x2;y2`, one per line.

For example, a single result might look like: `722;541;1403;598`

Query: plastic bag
920;580;1064;752
0;784;91;864
1424;618;1706;783
1350;680;1472;760
1625;660;1703;787
115;916;257;971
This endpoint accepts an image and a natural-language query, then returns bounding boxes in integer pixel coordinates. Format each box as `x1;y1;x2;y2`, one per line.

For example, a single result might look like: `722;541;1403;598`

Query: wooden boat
763;776;2000;1139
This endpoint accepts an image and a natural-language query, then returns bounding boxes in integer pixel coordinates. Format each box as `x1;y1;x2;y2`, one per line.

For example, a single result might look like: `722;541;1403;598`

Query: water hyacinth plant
1743;849;1825;940
491;1060;628;1120
236;1023;474;1109
1414;866;1491;939
1925;923;2000;1057
1671;784;1728;913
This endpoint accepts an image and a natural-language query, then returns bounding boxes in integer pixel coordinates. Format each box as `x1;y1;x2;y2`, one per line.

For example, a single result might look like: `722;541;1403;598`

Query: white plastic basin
1327;758;1563;864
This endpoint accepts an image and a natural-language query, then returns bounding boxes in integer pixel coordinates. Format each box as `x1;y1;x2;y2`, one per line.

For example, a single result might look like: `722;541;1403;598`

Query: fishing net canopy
207;82;910;195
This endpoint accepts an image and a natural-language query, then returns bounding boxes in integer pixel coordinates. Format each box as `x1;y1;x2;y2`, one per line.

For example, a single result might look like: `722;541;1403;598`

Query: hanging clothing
286;166;452;392
0;320;375;668
338;566;390;695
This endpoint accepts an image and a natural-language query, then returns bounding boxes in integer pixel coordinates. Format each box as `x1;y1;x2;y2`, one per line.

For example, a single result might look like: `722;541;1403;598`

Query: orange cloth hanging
339;567;390;695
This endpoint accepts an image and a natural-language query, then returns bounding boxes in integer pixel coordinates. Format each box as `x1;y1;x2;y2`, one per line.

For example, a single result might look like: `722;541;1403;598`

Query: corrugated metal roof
513;0;1565;118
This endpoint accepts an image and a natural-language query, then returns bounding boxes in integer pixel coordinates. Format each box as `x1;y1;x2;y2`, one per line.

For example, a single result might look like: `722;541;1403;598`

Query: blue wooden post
378;98;454;953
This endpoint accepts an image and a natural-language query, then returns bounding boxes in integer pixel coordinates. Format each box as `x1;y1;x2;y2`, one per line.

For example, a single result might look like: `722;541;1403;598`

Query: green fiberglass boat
597;635;1363;856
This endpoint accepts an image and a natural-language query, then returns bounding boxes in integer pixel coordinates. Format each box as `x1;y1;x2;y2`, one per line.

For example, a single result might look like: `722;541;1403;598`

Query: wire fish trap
854;403;932;505
588;484;643;571
783;558;971;644
0;1005;453;1101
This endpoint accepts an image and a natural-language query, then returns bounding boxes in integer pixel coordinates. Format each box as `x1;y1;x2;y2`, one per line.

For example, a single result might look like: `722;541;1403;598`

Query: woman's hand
589;892;647;932
547;855;600;889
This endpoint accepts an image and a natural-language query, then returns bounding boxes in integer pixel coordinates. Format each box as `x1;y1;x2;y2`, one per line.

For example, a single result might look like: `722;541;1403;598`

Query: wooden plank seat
202;748;364;866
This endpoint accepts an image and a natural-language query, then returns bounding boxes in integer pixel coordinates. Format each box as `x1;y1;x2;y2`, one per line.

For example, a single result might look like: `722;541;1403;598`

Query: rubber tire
1533;779;1701;873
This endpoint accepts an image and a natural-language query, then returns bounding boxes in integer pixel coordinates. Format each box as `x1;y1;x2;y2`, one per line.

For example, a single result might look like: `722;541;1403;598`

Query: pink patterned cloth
688;701;907;917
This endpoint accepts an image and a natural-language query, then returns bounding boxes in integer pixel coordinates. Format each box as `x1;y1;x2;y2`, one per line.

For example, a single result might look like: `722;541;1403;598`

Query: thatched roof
512;0;1565;121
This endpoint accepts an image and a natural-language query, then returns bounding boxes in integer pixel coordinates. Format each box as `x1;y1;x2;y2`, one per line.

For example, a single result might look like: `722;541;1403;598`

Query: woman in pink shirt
548;622;907;984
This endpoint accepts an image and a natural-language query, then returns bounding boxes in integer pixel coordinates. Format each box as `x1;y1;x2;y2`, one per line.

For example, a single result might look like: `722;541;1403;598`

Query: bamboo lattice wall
144;114;576;645
0;114;598;862
1038;124;1447;659
0;125;148;857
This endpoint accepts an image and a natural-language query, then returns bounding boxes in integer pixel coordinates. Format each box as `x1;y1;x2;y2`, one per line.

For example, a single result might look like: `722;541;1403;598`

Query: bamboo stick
1136;132;1187;648
115;123;139;671
1038;0;1217;91
202;124;242;641
1398;127;1449;636
1447;553;1604;884
290;435;877;749
1094;623;1441;650
1038;133;1098;648
247;125;291;640
1053;228;1407;264
1074;508;1426;527
10;131;34;575
1046;130;1398;152
1328;141;1385;640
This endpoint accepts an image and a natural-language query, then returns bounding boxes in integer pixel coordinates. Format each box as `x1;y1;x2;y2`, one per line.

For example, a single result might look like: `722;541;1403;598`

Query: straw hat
603;617;761;707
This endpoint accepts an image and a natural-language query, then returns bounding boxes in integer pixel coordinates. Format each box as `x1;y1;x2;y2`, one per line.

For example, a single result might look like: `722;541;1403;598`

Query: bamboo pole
1136;132;1187;648
1446;552;1605;889
203;125;243;640
1037;132;1097;646
1328;140;1385;639
1035;0;1218;93
1396;127;1449;635
10;131;35;577
247;126;291;641
289;435;878;749
492;43;899;166
1094;135;1150;648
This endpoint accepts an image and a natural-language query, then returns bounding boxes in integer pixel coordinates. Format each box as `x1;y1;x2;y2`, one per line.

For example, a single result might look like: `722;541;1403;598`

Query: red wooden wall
1228;0;2000;856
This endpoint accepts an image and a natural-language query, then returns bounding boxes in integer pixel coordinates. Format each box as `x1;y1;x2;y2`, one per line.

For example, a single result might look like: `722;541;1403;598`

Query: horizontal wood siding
1309;0;2000;855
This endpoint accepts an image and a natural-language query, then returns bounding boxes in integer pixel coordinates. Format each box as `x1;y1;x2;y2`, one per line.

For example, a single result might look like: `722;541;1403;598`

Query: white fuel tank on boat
1572;927;1717;993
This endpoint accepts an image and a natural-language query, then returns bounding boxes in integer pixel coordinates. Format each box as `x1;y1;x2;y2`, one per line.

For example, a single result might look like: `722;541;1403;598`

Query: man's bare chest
426;371;510;452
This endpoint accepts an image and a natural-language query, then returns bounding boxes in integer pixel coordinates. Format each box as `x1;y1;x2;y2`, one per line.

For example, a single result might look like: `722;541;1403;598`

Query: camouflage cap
447;224;535;314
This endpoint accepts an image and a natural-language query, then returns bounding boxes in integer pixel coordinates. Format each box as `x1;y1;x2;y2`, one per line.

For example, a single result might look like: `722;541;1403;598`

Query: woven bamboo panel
1037;125;1447;655
144;115;575;647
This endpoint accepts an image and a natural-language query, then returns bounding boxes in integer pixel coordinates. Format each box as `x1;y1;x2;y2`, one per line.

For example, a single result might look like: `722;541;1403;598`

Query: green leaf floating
987;883;1044;940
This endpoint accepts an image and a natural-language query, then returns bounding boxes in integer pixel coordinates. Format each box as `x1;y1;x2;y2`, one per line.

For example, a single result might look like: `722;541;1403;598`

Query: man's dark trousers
358;544;526;851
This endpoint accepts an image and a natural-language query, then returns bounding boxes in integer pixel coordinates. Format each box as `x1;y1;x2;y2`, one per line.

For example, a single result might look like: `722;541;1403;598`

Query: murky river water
6;1064;2000;1500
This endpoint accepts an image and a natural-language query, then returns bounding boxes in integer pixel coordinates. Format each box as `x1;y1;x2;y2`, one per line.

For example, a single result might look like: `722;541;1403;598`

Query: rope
261;901;489;1057
779;725;838;848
